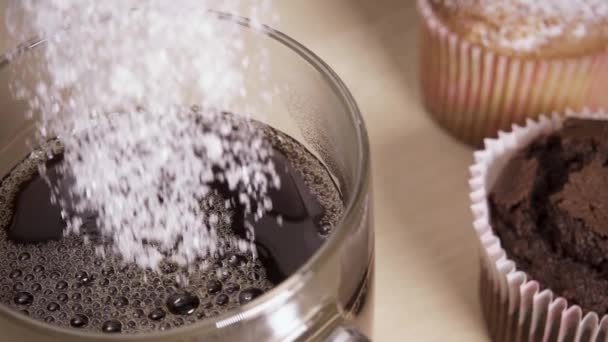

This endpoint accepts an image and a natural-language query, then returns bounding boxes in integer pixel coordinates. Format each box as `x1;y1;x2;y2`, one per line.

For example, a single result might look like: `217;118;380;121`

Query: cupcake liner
469;109;608;342
418;0;608;146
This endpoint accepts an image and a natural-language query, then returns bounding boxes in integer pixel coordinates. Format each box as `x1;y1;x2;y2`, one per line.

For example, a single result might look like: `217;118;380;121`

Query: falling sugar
6;0;280;270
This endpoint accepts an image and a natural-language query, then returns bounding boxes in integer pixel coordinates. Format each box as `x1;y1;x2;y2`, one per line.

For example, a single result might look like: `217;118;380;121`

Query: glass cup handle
325;325;370;342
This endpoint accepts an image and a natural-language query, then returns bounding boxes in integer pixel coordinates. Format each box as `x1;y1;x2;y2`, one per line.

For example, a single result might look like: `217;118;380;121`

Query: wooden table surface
274;1;489;340
0;1;490;340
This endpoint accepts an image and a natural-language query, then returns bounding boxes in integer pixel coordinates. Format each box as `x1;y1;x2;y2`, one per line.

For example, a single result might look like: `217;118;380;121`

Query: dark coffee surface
0;124;343;333
490;118;608;315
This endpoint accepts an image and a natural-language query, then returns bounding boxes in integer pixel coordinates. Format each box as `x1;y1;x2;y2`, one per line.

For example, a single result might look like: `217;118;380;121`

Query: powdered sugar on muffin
431;0;608;54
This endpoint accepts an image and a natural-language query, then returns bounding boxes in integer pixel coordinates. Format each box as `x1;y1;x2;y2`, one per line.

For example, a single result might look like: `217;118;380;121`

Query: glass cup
0;13;373;341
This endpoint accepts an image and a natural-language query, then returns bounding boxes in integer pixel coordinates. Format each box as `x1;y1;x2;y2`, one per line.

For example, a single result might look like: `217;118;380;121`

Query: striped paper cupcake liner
470;109;608;342
418;0;608;146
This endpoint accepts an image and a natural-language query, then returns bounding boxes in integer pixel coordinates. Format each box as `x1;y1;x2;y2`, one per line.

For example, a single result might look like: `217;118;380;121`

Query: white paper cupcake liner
418;0;608;146
469;109;608;342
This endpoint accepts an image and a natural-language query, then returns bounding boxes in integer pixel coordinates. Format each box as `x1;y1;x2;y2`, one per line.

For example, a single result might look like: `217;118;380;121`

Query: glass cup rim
0;12;370;340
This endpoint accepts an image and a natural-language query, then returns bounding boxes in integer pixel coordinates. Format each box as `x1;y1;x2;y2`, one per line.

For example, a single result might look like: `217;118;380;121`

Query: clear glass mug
0;14;373;341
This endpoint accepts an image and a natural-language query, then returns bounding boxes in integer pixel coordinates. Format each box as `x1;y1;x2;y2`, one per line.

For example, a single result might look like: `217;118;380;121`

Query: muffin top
429;0;608;58
489;117;608;314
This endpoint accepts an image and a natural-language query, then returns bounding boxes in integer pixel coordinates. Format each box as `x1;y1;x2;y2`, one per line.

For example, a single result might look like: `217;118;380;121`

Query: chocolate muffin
490;117;608;314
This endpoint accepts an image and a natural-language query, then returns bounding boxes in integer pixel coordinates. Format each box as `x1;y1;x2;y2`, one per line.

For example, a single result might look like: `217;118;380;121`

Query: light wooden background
273;1;488;340
0;1;489;340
